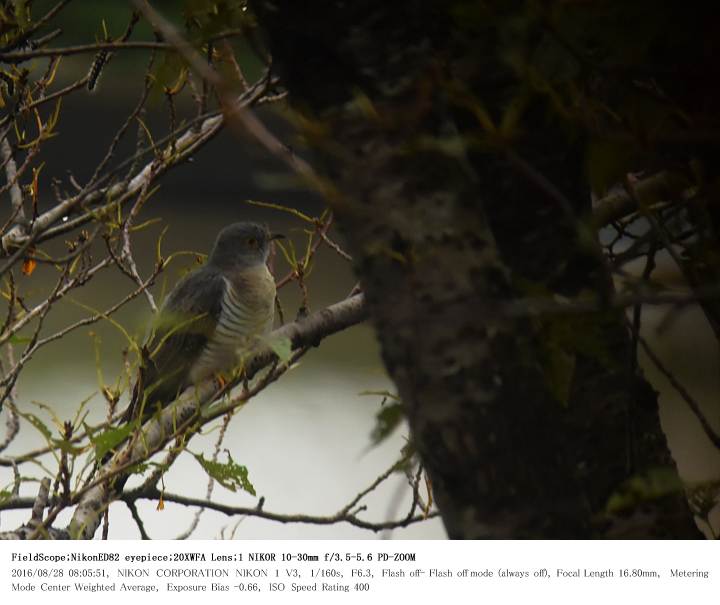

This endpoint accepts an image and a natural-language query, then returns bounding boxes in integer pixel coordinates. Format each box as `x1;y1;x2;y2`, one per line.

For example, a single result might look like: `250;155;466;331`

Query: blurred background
1;1;718;539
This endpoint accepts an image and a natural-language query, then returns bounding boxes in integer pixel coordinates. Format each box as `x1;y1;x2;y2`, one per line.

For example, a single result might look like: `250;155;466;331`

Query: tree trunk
249;0;700;538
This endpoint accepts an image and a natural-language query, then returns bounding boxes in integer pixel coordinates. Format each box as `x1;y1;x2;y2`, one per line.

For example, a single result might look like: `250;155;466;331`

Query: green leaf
8;334;32;345
193;451;255;495
51;438;85;457
149;51;186;105
86;422;135;462
605;467;684;514
16;411;52;441
13;0;30;27
0;489;11;504
184;0;250;38
370;402;405;445
267;335;292;363
124;462;150;476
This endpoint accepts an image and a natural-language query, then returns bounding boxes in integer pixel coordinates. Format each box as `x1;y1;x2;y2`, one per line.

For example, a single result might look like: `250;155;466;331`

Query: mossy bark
250;0;699;538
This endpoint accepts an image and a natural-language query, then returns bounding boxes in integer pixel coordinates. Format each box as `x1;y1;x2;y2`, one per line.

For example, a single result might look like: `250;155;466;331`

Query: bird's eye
247;237;257;247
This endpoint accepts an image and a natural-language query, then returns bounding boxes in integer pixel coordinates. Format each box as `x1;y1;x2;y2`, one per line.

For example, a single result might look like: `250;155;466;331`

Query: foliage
0;0;427;539
193;450;255;495
0;0;717;540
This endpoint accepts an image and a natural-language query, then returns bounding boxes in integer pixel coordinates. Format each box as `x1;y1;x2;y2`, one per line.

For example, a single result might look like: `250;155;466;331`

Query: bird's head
208;222;283;271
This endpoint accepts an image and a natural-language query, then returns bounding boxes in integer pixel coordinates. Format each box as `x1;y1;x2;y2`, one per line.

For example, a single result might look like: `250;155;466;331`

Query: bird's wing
125;268;224;422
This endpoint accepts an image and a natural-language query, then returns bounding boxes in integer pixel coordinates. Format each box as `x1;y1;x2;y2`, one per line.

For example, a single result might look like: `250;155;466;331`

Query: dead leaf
21;258;37;276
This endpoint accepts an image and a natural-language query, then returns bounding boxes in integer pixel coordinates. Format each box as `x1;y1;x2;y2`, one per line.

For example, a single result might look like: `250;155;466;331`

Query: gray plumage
124;222;280;423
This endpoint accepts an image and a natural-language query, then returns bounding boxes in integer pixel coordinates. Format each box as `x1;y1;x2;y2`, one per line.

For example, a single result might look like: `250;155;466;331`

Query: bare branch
319;229;353;262
44;293;366;540
121;446;433;535
3;261;159;383
119;184;158;312
176;413;233;540
0;0;73;54
0;40;176;62
125;500;150;540
30;478;51;525
1;78;271;258
339;455;409;517
1;137;26;226
0;257;112;348
132;0;317;185
0;402;19;454
129;488;437;533
592;171;691;227
0;26;245;62
638;335;720;450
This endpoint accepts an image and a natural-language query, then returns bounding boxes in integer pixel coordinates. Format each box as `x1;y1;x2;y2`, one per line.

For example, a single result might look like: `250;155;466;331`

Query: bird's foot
213;373;228;391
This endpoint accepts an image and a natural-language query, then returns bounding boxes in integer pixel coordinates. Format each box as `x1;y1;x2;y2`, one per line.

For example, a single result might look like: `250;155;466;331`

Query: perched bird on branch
123;222;283;424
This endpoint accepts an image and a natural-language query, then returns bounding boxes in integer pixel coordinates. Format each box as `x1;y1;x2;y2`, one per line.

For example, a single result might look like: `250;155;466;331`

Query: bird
123;222;283;424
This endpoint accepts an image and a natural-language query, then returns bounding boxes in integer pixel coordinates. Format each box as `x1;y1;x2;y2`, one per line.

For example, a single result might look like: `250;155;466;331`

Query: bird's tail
121;375;143;424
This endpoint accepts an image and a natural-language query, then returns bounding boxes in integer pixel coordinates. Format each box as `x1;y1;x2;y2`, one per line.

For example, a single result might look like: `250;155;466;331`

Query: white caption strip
0;540;716;604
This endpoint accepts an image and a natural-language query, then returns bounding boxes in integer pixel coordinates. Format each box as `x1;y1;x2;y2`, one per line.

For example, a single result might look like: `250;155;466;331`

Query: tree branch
592;171;691;227
130;487;437;533
1;137;25;227
0;78;269;258
124;449;435;535
0;294;366;539
132;0;317;185
0;0;72;54
638;335;720;450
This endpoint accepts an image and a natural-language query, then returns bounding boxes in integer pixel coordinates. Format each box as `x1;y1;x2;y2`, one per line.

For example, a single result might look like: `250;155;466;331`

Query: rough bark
250;0;700;538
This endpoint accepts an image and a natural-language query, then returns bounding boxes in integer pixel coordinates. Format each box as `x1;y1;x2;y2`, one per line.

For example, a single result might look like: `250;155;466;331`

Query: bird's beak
270;233;286;241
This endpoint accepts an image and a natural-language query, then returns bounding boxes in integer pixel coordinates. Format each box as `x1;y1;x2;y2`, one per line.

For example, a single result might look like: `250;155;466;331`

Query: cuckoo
123;222;283;423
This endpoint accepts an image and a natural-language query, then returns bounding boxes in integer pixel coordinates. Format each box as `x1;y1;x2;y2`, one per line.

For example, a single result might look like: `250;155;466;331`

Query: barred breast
188;265;276;383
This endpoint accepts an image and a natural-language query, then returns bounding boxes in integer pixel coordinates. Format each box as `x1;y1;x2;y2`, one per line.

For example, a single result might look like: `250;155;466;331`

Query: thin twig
120;181;159;312
1;78;274;256
84;29;153;191
0;257;112;348
132;0;318;186
0;266;72;405
0;395;19;454
0;0;72;54
176;413;233;540
63;294;367;539
319;229;353;262
1;137;25;226
625;177;720;338
30;478;51;525
339;454;409;516
129;485;436;533
638;335;720;449
14;263;160;362
592;171;690;228
125;499;150;539
0;40;184;62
